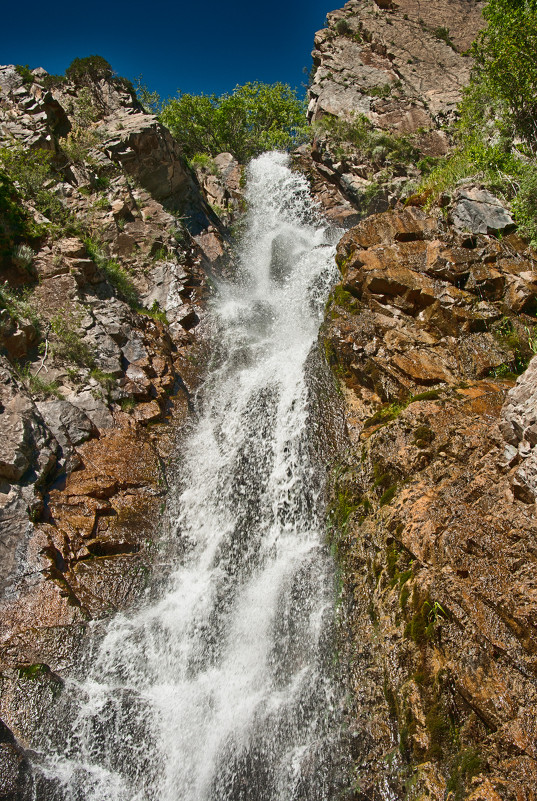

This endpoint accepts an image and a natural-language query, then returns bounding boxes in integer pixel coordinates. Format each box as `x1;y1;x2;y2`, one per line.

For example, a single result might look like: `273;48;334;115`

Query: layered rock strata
323;207;537;799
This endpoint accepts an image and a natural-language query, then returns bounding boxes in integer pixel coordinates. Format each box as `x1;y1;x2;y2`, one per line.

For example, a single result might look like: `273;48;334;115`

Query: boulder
451;188;515;235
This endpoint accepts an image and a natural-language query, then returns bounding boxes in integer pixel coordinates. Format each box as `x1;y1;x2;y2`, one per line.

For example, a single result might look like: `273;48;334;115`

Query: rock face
305;5;537;797
323;206;537;799
0;62;223;779
302;0;485;223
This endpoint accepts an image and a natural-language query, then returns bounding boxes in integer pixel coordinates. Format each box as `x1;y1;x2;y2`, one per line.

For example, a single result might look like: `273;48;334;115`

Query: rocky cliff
1;3;537;799
0;62;239;793
307;2;537;800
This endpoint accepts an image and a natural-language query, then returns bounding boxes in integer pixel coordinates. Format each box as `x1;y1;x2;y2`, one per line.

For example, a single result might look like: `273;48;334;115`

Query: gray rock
85;325;123;376
0;484;34;595
141;262;188;325
66;391;114;430
451;188;515;235
500;356;537;447
501;355;537;502
122;333;148;363
0;394;35;482
35;400;96;450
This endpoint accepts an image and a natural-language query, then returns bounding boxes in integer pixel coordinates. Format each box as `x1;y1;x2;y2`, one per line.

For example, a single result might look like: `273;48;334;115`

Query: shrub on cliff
313;113;418;169
159;82;308;163
65;55;113;85
417;0;537;241
0;146;69;232
467;0;537;148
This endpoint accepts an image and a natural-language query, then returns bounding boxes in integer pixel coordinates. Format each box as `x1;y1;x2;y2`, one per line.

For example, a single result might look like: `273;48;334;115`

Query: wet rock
0;719;31;801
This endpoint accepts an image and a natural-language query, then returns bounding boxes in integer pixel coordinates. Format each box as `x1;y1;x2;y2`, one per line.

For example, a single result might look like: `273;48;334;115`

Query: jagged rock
324;205;537;799
99;111;213;230
500;355;537;502
35;400;96;450
303;0;485;222
451;187;515;235
64;390;114;430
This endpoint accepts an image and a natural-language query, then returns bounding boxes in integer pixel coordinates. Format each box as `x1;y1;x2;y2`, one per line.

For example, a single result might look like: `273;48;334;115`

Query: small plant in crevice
0;145;70;231
369;83;392;99
120;397;137;412
90;368;116;396
446;747;483;800
433;26;456;49
0;283;40;329
404;591;448;645
14;363;61;398
138;300;169;325
84;237;140;308
49;312;95;368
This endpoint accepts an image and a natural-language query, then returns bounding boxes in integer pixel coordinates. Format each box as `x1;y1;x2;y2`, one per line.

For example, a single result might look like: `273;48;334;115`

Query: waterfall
35;151;344;801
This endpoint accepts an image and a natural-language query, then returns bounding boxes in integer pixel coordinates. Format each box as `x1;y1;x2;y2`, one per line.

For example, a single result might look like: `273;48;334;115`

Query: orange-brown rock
324;207;537;799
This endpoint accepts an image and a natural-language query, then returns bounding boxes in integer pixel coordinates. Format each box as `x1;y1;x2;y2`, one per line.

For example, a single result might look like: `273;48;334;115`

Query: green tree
159;82;308;163
65;55;113;85
467;0;537;149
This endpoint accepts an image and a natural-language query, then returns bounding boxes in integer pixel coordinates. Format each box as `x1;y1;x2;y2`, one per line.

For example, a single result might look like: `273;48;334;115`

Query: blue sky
3;0;334;100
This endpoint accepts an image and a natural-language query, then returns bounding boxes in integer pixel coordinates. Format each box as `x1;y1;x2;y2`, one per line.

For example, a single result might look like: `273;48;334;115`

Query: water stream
36;151;344;801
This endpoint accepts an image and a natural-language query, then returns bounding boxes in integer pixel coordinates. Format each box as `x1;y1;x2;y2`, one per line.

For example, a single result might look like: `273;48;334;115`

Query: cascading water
35;151;345;801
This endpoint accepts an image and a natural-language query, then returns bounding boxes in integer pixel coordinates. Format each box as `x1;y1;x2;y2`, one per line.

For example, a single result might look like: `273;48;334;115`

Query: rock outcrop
322;204;537;798
301;0;486;224
0;62;225;780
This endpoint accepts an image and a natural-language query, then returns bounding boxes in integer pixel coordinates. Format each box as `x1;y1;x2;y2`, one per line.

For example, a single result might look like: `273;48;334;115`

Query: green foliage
139;300;169;325
65;55;113;85
0;169;43;263
15;363;60;398
433;27;455;49
189;153;219;174
120;397;137;412
50;312;95;368
160;82;308;163
61;129;101;165
335;18;352;36
90;368;116;395
369;83;392;99
419;0;537;239
0;145;69;229
404;594;447;644
380;485;397;506
17;663;49;679
133;76;162;114
363;401;405;429
84;238;139;308
15;65;34;84
313;113;418;170
469;0;537;147
511;162;537;244
0;284;40;328
330;486;357;535
447;748;483;800
40;74;67;91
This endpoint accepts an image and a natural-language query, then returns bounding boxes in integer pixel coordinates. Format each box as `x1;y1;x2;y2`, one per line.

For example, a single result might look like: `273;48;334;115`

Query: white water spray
36;152;343;801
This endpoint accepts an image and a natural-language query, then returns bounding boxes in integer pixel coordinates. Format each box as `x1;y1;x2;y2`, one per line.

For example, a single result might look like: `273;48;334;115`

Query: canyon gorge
0;0;536;799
